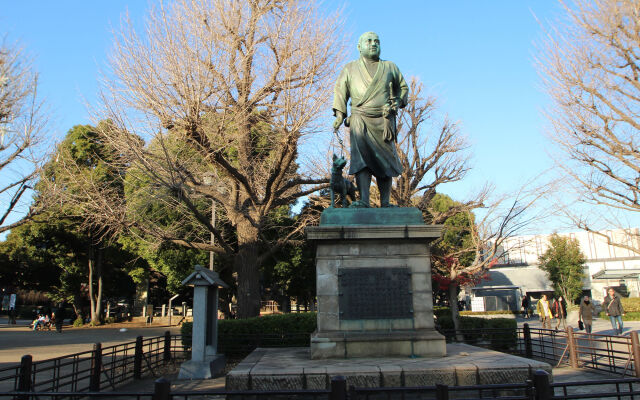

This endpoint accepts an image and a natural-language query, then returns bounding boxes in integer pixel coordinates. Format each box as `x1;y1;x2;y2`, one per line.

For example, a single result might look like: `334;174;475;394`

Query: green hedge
459;310;520;316
433;306;450;319
436;315;517;352
597;298;640;320
599;311;640;321
621;298;640;312
181;312;317;355
181;311;517;356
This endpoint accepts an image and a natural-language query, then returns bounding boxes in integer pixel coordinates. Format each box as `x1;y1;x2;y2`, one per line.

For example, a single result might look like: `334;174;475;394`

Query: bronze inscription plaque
338;267;412;320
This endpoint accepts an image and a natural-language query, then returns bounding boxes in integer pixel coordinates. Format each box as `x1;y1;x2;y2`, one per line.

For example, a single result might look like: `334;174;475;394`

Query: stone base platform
311;329;445;358
225;344;551;390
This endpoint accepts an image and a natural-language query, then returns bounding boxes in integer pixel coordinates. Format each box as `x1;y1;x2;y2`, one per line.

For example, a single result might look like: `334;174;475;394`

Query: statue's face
358;32;380;60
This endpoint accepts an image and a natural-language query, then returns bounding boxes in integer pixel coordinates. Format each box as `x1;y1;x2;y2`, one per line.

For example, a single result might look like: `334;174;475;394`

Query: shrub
181;320;193;347
598;298;640;316
181;312;317;355
436;314;453;331
621;298;640;312
436;316;517;352
459;316;486;344
459;310;520;316
433;306;450;319
599;311;640;321
17;306;39;320
485;318;517;351
73;317;84;327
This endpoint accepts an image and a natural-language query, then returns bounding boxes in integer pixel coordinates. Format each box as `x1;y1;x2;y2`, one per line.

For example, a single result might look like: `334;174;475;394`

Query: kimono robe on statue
333;58;409;178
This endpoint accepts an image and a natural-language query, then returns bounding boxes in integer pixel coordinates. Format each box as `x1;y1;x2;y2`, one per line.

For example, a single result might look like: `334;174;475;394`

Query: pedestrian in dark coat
603;288;625;335
54;304;65;333
553;296;567;330
579;295;596;334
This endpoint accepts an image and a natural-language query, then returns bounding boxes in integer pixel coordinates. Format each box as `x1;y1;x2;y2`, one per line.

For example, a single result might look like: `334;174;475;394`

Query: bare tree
0;39;48;233
392;78;473;212
430;184;548;334
82;0;345;318
379;77;547;330
539;0;640;254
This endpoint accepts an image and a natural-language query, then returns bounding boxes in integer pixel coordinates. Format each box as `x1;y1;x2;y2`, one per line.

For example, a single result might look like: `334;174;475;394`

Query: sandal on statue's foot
381;202;399;208
349;200;370;208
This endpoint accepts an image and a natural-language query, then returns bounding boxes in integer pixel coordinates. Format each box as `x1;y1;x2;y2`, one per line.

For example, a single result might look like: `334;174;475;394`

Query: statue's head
357;31;380;60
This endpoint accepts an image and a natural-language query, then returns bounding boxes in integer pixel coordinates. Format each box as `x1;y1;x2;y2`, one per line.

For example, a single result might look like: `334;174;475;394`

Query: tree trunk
94;247;103;323
448;281;463;341
87;244;104;324
71;303;80;321
88;244;96;322
234;220;262;319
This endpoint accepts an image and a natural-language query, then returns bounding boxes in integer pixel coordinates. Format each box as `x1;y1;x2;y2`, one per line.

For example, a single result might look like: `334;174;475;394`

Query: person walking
579;295;596;334
603;288;625;335
537;294;553;329
553;296;567;331
521;296;531;319
54;303;65;333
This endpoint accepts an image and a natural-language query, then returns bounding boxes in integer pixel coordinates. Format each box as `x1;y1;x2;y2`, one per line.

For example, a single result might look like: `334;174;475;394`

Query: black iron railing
439;324;640;378
3;371;640;400
4;326;640;399
0;332;187;396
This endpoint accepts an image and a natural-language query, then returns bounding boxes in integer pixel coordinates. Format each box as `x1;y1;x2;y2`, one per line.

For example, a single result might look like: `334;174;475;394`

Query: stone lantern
178;265;229;379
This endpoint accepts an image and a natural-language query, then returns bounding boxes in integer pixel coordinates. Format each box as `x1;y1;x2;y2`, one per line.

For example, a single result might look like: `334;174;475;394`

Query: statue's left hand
333;110;345;130
382;103;397;117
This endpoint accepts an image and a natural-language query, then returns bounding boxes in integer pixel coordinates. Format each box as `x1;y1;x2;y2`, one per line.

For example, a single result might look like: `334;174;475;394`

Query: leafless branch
538;0;640;250
0;38;50;233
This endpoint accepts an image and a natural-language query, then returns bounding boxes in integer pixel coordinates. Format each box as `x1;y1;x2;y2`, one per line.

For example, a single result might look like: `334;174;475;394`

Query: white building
466;228;640;310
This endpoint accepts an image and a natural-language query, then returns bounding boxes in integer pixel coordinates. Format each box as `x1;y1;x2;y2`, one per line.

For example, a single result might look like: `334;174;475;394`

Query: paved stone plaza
225;343;551;390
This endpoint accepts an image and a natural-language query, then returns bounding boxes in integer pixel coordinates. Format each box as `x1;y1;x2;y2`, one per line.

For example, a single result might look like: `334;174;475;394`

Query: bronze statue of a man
333;31;408;208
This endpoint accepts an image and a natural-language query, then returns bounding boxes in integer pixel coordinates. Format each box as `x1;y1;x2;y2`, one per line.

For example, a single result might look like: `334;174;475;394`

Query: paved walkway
516;312;640;335
0;321;181;364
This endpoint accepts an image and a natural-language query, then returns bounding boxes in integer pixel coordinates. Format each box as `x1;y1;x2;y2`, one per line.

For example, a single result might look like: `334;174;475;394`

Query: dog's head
332;153;347;170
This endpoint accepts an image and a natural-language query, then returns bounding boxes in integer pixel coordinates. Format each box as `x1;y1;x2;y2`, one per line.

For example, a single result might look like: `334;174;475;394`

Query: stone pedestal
306;208;446;359
226;345;553;390
178;265;228;379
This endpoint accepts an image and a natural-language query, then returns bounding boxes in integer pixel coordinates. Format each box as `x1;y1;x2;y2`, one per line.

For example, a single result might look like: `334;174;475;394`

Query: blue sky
3;0;630;235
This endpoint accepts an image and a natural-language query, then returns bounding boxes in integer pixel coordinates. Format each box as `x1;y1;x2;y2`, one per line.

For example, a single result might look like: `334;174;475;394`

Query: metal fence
0;332;187;396
4;371;640;400
4;327;640;399
439;323;640;378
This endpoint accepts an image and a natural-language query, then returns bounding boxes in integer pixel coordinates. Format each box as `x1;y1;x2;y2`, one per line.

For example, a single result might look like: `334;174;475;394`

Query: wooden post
17;354;32;400
134;336;143;379
533;369;552;400
153;377;171;400
436;383;449;400
523;323;533;358
89;343;102;391
330;376;347;400
566;327;579;368
164;331;171;362
631;331;640;378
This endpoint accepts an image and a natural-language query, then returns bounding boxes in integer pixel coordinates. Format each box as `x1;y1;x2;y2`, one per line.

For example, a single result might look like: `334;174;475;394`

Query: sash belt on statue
351;106;396;142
